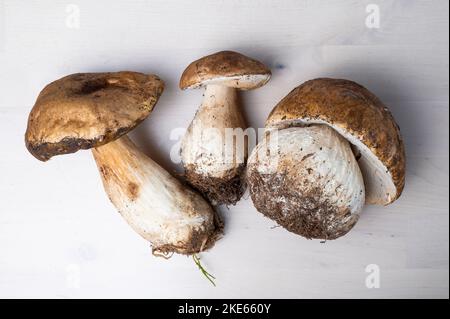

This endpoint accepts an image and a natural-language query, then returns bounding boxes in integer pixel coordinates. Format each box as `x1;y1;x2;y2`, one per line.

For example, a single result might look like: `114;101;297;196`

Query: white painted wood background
0;0;448;298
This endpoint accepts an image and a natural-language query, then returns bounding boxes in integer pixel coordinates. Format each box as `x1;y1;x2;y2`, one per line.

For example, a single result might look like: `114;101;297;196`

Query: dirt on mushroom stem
181;84;248;206
247;169;360;240
184;163;247;206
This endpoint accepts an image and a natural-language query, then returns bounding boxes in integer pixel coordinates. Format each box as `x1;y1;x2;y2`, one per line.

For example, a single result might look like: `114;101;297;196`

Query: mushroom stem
92;136;220;255
247;125;365;240
181;84;247;205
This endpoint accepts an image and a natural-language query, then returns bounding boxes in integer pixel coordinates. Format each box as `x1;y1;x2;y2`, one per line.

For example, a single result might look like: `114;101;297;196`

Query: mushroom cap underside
25;72;164;161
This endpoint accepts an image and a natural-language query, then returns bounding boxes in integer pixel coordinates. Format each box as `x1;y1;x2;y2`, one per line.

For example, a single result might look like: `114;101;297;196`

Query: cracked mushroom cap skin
25;72;164;161
179;50;271;90
265;78;406;205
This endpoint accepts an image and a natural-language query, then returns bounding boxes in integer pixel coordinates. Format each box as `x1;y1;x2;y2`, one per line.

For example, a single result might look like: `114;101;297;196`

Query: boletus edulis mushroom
247;78;406;240
180;51;271;205
25;72;221;255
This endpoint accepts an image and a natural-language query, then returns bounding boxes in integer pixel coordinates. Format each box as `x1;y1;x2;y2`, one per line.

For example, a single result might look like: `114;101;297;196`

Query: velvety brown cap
179;51;271;90
266;78;406;205
25;72;164;161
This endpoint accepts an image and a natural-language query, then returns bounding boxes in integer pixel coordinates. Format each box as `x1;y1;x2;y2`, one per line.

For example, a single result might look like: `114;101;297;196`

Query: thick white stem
181;84;247;178
247;125;366;239
92;136;217;254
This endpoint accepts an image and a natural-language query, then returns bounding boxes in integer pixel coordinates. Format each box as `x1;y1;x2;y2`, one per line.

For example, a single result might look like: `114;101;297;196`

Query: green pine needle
193;254;216;287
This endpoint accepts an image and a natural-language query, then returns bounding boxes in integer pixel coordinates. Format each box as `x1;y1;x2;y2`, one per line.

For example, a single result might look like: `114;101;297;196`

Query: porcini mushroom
25;72;221;255
247;78;406;240
179;51;271;205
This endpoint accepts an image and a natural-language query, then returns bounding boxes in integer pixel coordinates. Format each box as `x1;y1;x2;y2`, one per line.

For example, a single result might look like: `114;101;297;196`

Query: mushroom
247;78;406;240
179;51;271;205
25;72;221;255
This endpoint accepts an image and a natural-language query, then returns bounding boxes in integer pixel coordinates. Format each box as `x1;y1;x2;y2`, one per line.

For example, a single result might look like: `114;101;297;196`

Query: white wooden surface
0;0;448;299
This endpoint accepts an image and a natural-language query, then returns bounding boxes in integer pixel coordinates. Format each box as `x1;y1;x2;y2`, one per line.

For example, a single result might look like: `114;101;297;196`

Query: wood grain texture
0;0;448;298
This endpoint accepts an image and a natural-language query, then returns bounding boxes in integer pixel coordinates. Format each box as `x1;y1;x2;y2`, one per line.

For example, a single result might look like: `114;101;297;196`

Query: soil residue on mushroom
26;136;99;162
127;182;140;201
152;209;224;256
246;170;359;240
184;163;246;206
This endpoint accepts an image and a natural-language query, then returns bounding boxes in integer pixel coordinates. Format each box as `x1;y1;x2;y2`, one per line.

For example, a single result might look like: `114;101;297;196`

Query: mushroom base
246;125;365;240
185;164;246;206
247;170;359;240
153;210;224;256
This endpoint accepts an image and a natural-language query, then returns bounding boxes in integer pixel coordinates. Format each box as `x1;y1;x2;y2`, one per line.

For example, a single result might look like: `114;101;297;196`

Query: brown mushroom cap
179;51;271;90
25;72;164;161
265;78;406;205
